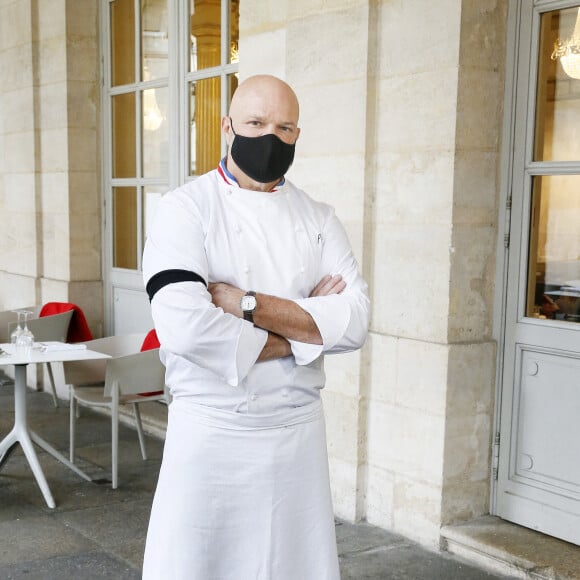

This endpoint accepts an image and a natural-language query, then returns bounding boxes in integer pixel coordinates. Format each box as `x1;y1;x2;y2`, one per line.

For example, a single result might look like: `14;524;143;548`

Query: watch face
241;295;257;311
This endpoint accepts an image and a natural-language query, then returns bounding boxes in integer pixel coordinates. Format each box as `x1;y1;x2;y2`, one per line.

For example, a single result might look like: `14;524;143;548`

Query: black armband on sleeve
146;269;207;302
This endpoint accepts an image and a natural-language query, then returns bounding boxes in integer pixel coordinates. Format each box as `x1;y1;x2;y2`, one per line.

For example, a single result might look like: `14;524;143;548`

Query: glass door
102;0;238;334
496;0;580;545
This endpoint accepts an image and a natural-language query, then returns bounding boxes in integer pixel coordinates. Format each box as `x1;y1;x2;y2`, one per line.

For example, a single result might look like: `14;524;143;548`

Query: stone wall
0;0;102;336
241;0;507;547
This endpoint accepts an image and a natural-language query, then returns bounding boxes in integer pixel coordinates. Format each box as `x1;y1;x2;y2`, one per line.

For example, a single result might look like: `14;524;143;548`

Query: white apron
142;399;340;580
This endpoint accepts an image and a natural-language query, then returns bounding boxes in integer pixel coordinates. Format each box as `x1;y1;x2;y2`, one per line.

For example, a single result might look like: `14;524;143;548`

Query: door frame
491;0;580;529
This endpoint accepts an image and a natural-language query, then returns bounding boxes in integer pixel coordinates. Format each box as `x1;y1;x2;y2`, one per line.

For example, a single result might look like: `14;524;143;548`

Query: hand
208;282;245;317
309;274;346;297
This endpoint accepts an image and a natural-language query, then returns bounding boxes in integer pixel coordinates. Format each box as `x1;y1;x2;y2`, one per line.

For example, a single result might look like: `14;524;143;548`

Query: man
142;74;369;580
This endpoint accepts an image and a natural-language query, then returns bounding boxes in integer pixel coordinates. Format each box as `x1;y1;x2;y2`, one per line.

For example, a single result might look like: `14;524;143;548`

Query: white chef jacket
142;160;369;414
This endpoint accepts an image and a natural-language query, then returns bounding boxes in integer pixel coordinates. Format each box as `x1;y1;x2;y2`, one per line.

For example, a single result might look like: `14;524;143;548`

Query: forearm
253;293;322;345
257;332;293;361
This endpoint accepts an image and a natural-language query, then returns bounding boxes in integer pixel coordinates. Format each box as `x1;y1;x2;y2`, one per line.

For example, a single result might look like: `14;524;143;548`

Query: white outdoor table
0;342;110;508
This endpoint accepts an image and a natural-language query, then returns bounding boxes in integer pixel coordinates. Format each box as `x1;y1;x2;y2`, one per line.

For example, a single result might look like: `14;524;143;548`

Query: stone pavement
0;383;516;579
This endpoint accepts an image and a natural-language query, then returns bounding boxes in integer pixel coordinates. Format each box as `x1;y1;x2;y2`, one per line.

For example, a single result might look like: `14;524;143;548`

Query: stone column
191;0;221;175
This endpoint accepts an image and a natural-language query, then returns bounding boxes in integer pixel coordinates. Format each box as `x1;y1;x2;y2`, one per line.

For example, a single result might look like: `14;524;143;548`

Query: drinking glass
15;310;34;355
10;311;23;345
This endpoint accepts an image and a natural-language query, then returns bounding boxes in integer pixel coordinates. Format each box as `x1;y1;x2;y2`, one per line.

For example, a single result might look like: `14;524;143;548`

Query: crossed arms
208;274;346;361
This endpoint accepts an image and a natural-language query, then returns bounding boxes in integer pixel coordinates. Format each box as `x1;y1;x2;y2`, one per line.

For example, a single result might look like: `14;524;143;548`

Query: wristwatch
240;290;257;323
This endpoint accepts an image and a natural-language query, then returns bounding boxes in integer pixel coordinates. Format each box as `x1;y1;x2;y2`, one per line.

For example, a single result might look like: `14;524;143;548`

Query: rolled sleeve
290;294;349;365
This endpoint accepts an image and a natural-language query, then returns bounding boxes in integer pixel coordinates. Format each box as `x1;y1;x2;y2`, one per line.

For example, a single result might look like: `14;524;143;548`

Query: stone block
4;131;35;173
0;212;37;276
443;412;492;483
240;0;288;34
377;69;459;153
374;151;455;226
0;44;33;90
287;154;365;214
328;455;359;522
37;0;66;41
377;0;461;78
458;1;508;70
38;37;67;84
446;342;496;419
456;68;503;152
371;224;451;342
367;332;397;404
67;37;99;83
441;479;490;525
0;272;37;311
396;339;449;416
67;81;98;129
367;400;445;485
287;0;366;21
323;390;362;463
69;215;102;280
40;128;69;172
0;1;31;52
393;476;443;548
453;150;499;225
292;80;367;159
365;464;395;529
286;5;368;87
1;87;34;133
66;0;98;39
68;171;100;215
38;82;68;130
42;210;71;280
325;349;363;399
448;224;497;342
41;172;69;211
3;172;35;212
68;127;99;173
239;30;287;80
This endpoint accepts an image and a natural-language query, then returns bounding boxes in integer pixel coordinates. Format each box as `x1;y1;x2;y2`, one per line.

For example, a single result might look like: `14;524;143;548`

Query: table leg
30;432;92;482
0;430;18;470
0;365;57;509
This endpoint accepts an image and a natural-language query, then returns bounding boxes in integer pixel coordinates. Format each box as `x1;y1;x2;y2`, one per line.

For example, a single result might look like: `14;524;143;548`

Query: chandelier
551;8;580;80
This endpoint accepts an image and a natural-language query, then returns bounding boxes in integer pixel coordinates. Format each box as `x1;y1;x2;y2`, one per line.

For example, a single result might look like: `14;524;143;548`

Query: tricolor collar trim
218;158;285;191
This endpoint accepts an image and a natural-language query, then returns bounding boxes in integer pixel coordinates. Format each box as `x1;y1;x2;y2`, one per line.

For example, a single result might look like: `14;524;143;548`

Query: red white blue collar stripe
218;158;285;191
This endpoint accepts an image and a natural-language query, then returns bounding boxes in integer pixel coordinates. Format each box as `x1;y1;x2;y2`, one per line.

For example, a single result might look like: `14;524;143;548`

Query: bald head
229;75;300;125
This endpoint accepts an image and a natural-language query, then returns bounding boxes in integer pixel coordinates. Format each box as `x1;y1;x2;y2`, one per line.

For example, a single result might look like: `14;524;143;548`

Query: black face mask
229;119;296;184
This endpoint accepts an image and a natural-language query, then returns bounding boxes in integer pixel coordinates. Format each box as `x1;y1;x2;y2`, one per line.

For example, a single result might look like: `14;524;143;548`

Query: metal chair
63;334;167;489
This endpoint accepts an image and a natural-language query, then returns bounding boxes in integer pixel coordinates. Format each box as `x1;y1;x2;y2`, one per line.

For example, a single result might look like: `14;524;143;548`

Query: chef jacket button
244;266;250;273
250;393;258;401
300;266;305;273
282;389;289;398
235;226;241;234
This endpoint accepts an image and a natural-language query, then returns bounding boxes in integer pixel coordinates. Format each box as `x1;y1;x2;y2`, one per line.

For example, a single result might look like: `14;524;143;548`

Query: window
105;0;239;273
527;7;580;323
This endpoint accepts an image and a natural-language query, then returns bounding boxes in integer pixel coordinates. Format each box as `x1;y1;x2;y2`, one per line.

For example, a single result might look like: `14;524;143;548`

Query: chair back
63;333;146;386
104;348;165;397
8;310;73;342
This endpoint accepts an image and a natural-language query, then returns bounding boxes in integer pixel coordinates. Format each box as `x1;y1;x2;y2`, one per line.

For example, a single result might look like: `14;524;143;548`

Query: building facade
1;0;579;554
